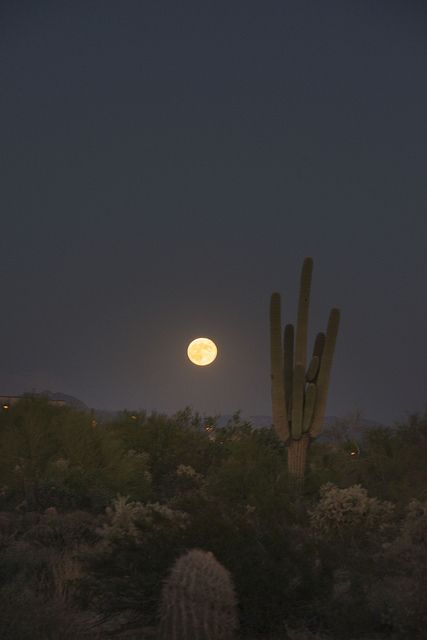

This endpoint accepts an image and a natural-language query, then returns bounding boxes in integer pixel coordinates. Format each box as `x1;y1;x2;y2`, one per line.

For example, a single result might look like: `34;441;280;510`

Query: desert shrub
285;628;333;640
34;461;113;511
306;484;398;638
177;441;325;636
203;427;292;518
0;575;96;640
21;509;100;548
0;540;53;585
0;511;17;535
97;494;189;544
309;483;395;542
306;412;427;508
2;399;426;639
0;396;155;512
105;409;214;499
368;499;427;638
0;531;98;639
76;495;190;634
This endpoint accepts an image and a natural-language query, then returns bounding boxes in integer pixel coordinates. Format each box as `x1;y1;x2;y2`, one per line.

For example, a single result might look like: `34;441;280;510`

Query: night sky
1;1;426;424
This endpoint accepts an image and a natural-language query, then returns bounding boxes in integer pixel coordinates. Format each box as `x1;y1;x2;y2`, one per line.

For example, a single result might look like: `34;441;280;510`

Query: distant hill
216;414;384;442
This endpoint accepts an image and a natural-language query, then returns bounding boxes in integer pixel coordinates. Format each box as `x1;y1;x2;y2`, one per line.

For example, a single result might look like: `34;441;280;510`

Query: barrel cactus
270;257;340;484
158;548;238;640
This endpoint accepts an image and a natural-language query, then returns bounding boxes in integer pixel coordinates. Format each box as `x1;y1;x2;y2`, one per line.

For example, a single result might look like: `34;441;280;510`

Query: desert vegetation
0;396;426;639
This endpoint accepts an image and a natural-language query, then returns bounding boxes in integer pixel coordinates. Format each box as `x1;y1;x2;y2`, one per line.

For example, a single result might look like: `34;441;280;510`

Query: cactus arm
283;323;294;416
270;293;290;442
309;308;340;438
291;363;305;439
309;332;326;383
302;383;316;433
306;355;319;382
294;257;313;370
312;331;326;360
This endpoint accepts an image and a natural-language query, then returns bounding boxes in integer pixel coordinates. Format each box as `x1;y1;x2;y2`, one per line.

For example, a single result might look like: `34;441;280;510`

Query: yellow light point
187;337;218;366
2;404;9;410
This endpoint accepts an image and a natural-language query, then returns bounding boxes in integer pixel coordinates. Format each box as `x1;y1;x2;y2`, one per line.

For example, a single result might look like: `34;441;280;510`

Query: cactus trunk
287;435;310;485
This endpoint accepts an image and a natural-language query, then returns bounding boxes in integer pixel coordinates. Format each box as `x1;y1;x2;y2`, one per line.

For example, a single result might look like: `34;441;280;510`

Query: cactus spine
158;548;238;640
269;258;340;483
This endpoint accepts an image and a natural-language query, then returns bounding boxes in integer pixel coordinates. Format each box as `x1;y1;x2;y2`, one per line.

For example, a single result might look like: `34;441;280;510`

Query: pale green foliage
99;495;189;543
99;495;145;541
309;483;394;540
141;501;189;528
176;464;202;480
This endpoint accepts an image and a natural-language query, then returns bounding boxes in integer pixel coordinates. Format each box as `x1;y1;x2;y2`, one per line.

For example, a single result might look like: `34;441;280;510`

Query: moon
187;337;218;366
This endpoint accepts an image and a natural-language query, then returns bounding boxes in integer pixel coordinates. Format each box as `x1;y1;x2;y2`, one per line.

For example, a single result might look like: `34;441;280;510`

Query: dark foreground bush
0;580;98;640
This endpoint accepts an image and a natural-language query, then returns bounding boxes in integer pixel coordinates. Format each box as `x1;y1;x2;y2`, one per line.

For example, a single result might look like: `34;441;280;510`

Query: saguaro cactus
158;548;238;640
270;258;340;484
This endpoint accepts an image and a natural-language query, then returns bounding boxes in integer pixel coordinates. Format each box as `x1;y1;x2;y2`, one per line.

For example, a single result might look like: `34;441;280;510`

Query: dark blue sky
1;1;426;424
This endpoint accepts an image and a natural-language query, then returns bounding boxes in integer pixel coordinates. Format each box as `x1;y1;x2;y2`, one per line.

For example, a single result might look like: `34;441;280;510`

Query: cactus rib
159;549;238;640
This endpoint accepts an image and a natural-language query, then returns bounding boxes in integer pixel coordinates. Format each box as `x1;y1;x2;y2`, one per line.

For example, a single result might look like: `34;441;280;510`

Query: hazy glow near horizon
187;338;218;366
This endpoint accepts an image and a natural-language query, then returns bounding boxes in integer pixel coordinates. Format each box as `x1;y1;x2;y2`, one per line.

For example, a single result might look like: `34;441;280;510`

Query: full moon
187;337;218;366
